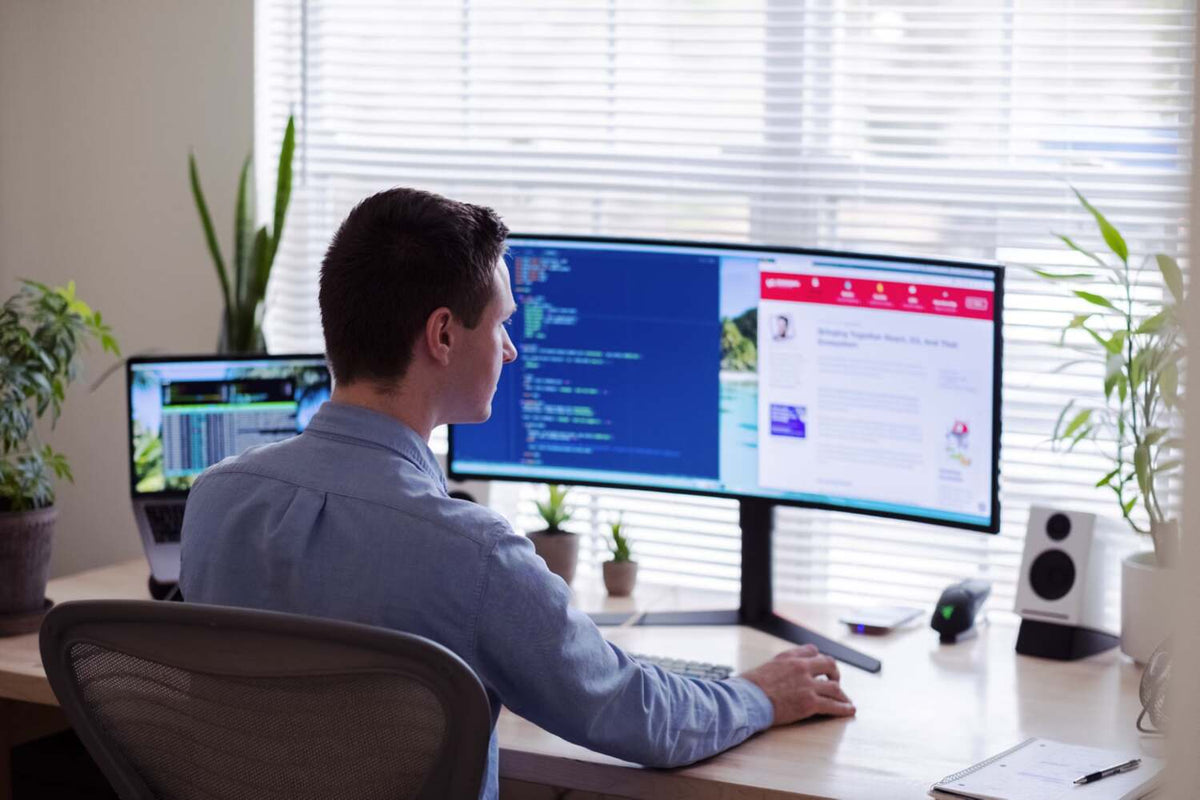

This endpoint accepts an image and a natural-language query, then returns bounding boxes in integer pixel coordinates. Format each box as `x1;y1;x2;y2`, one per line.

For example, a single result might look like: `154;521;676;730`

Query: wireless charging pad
839;606;922;635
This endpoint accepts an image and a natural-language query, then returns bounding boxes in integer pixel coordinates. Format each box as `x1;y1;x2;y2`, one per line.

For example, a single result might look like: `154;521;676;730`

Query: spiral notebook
930;738;1164;800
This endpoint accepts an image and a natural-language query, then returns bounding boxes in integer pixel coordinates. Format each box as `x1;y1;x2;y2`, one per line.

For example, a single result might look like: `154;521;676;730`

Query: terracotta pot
603;560;638;597
527;529;579;586
0;506;57;615
1121;550;1174;663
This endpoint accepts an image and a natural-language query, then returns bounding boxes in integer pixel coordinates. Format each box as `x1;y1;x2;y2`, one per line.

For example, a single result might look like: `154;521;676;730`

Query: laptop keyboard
145;503;185;543
630;653;734;681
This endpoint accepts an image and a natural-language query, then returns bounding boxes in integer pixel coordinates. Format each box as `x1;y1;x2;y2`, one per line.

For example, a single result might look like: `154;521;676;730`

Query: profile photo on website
771;312;795;342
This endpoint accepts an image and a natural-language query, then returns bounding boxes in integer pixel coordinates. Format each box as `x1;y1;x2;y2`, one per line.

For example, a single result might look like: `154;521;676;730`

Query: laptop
126;354;331;584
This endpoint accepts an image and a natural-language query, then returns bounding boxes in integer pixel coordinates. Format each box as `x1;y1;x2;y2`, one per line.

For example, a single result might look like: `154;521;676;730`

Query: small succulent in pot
528;484;579;585
603;514;638;597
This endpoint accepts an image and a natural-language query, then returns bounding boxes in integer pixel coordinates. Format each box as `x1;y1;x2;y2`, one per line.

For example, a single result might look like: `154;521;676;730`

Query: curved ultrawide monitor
449;236;1002;533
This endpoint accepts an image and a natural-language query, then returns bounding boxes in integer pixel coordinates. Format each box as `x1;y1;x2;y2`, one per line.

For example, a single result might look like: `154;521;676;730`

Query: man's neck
331;381;437;441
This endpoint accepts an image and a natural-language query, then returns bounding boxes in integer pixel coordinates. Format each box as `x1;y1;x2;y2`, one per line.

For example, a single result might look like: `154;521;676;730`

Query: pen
1073;758;1141;785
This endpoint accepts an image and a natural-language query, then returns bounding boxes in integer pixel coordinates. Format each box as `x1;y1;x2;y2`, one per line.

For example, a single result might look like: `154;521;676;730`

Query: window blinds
256;0;1193;624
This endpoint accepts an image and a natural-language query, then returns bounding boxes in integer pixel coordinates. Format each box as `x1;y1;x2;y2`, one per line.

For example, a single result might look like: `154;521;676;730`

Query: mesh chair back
40;600;491;800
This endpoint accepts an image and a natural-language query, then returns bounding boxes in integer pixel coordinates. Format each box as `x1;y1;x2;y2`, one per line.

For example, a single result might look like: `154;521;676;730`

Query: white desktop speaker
435;452;491;507
1014;506;1119;660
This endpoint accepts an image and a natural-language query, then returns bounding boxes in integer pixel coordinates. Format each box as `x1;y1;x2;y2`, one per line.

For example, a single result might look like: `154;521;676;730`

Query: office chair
39;600;491;800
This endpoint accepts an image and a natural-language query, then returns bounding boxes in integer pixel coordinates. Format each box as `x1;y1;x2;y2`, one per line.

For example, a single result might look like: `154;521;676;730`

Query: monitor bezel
449;234;1004;534
126;352;329;500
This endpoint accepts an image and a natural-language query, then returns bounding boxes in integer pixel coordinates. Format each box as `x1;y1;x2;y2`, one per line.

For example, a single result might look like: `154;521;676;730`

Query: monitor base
633;608;882;673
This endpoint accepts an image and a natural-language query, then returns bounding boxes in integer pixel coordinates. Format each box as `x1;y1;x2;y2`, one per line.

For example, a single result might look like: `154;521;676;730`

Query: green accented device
931;579;992;643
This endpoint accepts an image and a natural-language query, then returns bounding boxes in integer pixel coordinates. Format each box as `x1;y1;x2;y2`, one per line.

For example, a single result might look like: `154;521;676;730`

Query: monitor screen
127;355;331;496
450;236;1002;532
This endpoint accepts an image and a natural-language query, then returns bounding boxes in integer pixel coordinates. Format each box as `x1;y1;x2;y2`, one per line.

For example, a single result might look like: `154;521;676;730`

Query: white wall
0;0;254;577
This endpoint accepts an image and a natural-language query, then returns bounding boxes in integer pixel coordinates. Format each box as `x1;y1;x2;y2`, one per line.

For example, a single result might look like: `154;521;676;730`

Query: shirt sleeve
470;529;774;769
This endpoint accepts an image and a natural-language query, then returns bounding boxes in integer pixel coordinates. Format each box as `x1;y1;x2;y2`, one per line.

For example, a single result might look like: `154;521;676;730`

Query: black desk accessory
1014;619;1119;660
931;578;991;643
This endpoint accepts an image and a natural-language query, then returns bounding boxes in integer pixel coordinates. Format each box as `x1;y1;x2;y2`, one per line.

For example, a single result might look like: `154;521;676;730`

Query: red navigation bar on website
760;272;994;321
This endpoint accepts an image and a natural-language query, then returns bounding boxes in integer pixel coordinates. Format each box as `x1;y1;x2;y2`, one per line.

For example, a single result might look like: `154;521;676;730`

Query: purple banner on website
770;404;806;438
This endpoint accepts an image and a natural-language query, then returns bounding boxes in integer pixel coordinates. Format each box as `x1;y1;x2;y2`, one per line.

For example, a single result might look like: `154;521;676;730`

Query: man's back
181;402;773;800
182;402;499;656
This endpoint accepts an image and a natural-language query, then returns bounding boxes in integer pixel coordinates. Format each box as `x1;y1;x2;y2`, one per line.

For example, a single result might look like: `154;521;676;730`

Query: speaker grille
1030;549;1075;601
1045;513;1072;541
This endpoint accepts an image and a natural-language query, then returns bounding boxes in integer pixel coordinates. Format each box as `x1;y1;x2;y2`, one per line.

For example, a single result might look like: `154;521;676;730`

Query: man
181;188;854;800
773;313;791;341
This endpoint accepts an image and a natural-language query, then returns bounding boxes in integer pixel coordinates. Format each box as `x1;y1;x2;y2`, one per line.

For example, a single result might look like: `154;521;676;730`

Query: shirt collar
304;401;447;491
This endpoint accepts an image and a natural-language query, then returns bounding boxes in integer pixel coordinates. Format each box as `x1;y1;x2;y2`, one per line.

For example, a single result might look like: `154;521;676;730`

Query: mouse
931;578;991;643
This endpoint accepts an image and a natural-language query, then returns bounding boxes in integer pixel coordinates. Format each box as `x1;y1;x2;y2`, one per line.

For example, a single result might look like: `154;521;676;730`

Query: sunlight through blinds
257;0;1193;623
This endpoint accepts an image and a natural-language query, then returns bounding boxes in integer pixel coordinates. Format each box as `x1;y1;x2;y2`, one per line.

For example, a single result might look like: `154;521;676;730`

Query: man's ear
424;307;455;367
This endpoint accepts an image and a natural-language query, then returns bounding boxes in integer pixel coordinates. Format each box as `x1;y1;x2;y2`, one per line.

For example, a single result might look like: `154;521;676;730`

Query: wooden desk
500;594;1154;799
0;562;1155;800
0;559;150;800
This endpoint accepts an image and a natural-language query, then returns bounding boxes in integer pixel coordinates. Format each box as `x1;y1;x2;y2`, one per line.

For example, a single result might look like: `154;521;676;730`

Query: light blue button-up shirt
180;402;773;799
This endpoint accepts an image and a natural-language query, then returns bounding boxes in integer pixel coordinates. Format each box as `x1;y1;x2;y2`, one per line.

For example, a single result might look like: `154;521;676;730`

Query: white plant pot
1120;551;1173;664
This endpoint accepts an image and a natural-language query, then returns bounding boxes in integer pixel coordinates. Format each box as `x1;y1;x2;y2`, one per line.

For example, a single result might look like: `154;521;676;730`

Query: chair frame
40;599;492;800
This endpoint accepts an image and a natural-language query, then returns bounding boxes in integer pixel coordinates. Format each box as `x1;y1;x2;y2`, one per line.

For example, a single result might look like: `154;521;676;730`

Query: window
257;0;1193;624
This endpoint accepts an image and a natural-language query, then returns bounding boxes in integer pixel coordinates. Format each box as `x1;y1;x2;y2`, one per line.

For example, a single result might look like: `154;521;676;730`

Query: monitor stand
591;498;882;674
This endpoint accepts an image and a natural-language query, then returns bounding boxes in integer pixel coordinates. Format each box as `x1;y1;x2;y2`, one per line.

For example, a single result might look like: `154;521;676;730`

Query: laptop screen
127;355;331;496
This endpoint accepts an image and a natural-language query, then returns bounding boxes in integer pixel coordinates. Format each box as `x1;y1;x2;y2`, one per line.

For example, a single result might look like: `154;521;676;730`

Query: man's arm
471;531;852;768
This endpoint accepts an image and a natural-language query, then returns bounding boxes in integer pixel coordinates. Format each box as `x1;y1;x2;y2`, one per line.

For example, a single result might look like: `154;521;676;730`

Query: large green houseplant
189;115;295;353
1039;188;1184;661
0;281;118;632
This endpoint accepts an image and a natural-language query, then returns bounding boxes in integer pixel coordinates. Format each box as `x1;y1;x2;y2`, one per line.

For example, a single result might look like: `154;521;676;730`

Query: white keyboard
631;653;734;681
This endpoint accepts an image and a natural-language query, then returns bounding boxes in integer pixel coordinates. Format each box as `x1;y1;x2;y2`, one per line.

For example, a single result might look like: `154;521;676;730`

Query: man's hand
741;644;856;726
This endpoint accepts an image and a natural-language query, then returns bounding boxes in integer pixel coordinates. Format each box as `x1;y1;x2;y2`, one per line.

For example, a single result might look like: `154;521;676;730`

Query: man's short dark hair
319;187;509;384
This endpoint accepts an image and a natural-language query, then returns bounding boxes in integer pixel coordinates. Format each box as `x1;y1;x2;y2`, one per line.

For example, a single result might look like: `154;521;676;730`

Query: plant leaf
1134;442;1150;495
270;115;296;264
1156;458;1183;473
1104;372;1118;400
1055;234;1109;269
1052;358;1100;374
1144;428;1168;447
1155;254;1184;306
1033;268;1095;281
1062;408;1092;440
1096;467;1120;488
1129;350;1147;389
1074;290;1116;311
1135;310;1169;335
189;152;232;312
1109;330;1127;357
1073;187;1129;263
234;154;254;312
1160;361;1179;408
250;226;272;309
1052;399;1075;442
1067;424;1092;451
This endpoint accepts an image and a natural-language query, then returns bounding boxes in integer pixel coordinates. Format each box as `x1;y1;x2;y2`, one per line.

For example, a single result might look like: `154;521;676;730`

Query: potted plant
189;115;296;353
1039;188;1183;662
0;281;118;634
528;484;579;586
602;515;638;597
